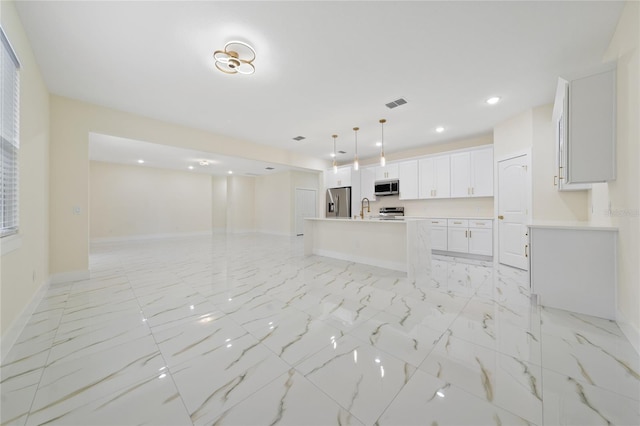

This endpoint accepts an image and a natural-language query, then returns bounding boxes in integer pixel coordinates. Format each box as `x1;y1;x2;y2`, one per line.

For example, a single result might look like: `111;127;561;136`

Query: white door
295;189;317;236
497;154;531;270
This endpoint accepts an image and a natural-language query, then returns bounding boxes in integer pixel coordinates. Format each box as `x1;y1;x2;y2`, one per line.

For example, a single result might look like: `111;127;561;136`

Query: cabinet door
418;157;435;199
468;227;493;256
450;152;471;198
325;167;351;188
376;163;399;180
431;226;448;251
433;155;451;198
398;160;418;200
360;167;376;201
447;227;469;253
568;69;616;183
470;147;493;197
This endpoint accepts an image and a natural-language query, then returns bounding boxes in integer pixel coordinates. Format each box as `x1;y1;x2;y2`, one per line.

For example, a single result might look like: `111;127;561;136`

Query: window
1;26;20;238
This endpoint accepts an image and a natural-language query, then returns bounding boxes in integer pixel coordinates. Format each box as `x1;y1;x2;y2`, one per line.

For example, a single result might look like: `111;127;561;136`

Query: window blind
1;26;20;238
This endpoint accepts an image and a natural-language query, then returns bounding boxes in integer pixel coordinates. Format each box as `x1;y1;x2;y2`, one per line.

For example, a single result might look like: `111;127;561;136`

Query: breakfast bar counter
304;218;431;282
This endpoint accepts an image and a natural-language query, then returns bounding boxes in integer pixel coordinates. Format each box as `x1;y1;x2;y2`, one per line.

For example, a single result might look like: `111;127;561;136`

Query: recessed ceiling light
188;166;194;170
486;96;501;105
375;142;382;147
137;159;144;164
330;153;336;158
228;170;233;175
435;126;445;133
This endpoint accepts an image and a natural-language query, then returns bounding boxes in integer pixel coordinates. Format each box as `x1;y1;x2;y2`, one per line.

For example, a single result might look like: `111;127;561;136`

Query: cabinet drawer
429;218;447;226
447;219;469;228
469;219;493;229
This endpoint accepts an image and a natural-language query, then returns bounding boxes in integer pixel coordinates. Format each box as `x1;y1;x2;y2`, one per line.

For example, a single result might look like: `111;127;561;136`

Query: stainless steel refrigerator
326;187;352;218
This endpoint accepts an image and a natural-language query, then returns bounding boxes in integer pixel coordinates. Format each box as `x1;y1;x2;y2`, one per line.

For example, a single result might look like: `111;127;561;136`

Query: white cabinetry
450;146;493;198
398;160;419;200
428;219;448;251
552;66;615;187
418;155;450;199
446;219;493;256
375;163;399;180
324;166;351;188
360;167;376;201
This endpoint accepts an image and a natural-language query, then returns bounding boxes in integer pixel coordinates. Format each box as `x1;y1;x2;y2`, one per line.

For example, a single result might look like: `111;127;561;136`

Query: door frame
295;187;318;236
494;148;532;268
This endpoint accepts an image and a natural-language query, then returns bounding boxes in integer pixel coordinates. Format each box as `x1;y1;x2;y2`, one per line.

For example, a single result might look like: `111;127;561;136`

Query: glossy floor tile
1;234;638;425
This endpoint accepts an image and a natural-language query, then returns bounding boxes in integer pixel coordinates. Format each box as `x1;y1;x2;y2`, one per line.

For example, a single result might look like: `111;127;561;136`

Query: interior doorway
295;188;317;236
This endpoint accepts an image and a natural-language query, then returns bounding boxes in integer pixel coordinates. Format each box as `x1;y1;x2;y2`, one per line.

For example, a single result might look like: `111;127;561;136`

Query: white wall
255;172;291;236
226;175;255;233
0;1;51;340
211;175;227;232
590;1;639;351
89;161;212;240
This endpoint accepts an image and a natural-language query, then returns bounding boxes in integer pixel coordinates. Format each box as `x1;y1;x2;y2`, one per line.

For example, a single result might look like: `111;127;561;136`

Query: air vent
338;150;346;154
385;98;408;109
265;167;275;170
292;136;306;141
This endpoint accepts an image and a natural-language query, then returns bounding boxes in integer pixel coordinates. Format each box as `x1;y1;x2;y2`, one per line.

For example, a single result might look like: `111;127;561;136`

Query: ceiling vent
292;136;306;141
385;98;407;109
338;150;346;154
265;167;275;170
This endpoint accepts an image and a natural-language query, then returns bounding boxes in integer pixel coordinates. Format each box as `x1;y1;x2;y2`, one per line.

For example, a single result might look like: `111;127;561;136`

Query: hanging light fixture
332;134;338;174
379;119;387;167
352;127;359;171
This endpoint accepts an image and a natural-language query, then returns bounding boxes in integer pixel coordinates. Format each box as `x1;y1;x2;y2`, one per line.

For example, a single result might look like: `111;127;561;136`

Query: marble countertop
528;220;618;231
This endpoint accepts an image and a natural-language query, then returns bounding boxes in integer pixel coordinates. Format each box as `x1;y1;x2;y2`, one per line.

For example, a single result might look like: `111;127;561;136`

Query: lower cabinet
437;218;493;257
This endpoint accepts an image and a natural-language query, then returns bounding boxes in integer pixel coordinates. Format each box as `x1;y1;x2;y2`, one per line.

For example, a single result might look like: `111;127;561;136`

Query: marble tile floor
1;234;639;425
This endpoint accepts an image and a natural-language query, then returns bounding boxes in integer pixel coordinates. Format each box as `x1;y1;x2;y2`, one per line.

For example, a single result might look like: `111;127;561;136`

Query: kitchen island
304;218;431;282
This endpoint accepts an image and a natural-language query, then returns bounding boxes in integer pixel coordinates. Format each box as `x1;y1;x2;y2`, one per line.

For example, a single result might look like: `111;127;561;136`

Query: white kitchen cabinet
418;155;450;199
398;160;419;200
324;166;351;188
428;218;448;251
375;163;399;180
450;146;493;198
552;66;615;187
445;219;493;256
360;167;376;201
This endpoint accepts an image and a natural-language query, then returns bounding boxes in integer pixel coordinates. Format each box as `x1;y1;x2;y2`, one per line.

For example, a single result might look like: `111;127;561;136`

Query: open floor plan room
2;234;638;425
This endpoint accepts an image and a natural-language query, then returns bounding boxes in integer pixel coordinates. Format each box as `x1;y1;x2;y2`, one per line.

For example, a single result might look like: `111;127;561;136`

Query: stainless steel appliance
326;186;352;218
379;206;405;220
374;179;399;196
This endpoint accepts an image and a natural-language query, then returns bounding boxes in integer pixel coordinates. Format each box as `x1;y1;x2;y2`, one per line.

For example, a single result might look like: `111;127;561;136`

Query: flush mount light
213;41;256;75
199;160;210;166
486;96;501;105
435;126;445;133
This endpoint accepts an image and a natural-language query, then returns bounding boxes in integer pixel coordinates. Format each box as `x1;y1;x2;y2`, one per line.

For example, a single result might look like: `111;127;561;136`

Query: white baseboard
50;269;90;285
1;278;50;363
313;248;406;272
617;308;640;356
90;231;212;244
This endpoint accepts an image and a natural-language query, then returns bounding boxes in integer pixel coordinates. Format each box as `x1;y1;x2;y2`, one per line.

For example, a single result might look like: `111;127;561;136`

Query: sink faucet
360;198;370;219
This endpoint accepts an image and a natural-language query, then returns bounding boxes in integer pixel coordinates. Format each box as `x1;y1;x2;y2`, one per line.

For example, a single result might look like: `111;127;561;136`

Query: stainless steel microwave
374;179;399;196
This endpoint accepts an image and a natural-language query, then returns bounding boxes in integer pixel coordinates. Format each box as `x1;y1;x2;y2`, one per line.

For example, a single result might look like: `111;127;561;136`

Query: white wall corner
50;269;90;285
617;308;640;356
0;277;51;363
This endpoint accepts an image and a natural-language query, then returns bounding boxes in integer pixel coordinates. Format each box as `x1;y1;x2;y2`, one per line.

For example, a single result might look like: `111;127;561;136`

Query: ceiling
15;1;624;174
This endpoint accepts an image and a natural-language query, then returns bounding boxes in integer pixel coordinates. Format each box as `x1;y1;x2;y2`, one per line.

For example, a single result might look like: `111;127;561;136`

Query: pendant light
332;134;338;174
353;127;359;171
379;119;386;167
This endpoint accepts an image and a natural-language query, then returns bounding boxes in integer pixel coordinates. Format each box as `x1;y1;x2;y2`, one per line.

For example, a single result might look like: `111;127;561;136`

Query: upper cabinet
553;65;616;186
375;163;399;181
398;160;419;200
324;166;351;189
450;146;493;198
418;154;450;199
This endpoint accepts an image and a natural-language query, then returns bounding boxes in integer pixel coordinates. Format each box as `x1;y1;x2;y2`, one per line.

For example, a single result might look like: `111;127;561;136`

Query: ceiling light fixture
352;127;359;171
199;160;210;166
486;96;501;105
435;126;445;133
137;159;144;164
379;119;386;167
213;41;256;75
188;165;194;170
228;170;233;175
332;134;338;174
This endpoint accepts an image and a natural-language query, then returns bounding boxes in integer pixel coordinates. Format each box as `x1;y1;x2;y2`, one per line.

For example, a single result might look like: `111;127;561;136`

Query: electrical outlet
73;206;81;215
